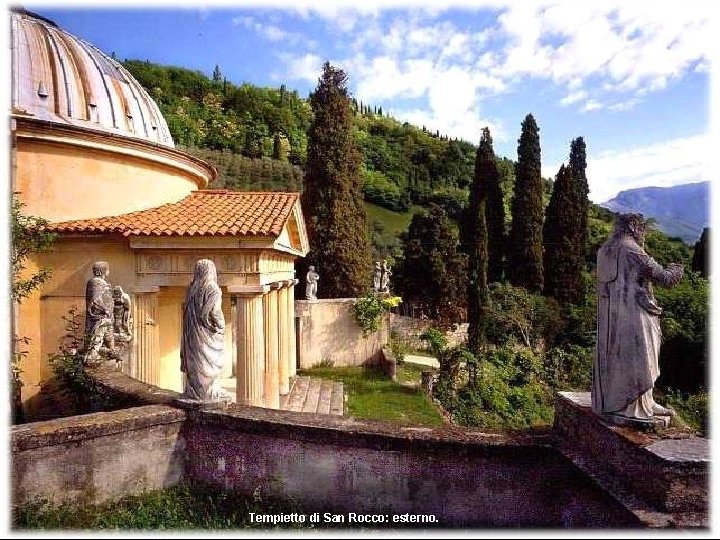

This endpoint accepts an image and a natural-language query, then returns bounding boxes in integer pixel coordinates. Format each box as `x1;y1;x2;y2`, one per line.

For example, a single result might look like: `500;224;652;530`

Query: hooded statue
592;214;683;424
180;259;231;402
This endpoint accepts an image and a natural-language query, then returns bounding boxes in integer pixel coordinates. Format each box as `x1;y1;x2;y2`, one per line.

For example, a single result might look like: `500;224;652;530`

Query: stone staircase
219;376;344;416
281;376;345;416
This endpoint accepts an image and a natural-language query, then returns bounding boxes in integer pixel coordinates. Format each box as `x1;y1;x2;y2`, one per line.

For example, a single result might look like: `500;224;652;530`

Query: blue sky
26;0;712;202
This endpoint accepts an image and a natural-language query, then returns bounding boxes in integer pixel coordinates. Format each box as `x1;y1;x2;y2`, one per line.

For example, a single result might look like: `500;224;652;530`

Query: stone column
130;286;160;386
287;279;298;381
277;284;290;395
263;286;280;409
231;285;267;407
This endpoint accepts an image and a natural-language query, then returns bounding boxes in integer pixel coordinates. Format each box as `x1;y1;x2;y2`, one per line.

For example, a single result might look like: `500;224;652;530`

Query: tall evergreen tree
569;137;589;257
212;64;222;82
301;62;371;298
692;227;709;278
482;131;505;283
542;164;584;304
508;114;544;292
394;204;467;324
462;128;492;352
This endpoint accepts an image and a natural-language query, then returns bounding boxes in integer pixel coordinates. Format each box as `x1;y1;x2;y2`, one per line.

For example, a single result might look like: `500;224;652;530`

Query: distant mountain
600;182;709;243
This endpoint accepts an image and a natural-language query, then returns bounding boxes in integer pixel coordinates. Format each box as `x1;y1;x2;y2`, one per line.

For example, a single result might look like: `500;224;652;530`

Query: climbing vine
352;292;402;337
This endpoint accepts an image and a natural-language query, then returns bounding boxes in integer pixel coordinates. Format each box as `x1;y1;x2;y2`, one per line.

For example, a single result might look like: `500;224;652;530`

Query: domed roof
10;8;174;148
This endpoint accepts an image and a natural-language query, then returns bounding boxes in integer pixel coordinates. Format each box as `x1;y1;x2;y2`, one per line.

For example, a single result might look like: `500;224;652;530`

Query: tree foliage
301;62;372;298
508;114;544;292
11;196;56;303
462;127;493;353
691;227;709;278
569;137;589;252
543;164;585;304
394;205;467;323
11;195;56;423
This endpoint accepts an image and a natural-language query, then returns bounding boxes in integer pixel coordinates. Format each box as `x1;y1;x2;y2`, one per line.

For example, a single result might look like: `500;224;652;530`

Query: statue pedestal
553;392;708;528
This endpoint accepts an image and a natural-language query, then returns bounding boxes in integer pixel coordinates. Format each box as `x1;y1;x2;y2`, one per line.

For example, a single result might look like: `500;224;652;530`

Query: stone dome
10;8;174;148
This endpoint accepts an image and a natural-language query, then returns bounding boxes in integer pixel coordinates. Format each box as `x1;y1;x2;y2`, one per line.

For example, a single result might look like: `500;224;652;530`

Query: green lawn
14;483;308;530
365;202;423;237
301;365;443;427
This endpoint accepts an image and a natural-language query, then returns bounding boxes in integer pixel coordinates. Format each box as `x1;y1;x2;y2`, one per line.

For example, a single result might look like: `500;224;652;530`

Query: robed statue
180;259;231;402
592;213;683;426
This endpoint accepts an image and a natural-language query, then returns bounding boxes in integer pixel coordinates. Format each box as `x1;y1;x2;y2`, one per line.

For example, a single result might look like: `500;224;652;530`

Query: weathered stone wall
185;407;639;528
554;392;709;525
389;314;468;350
296;299;388;368
10;369;708;528
11;405;187;506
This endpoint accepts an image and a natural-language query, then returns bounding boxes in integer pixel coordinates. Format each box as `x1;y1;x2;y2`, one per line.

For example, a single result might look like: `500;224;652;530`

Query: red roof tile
49;190;299;237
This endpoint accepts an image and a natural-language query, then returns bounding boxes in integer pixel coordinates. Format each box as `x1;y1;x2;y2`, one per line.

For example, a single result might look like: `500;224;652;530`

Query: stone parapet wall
11;405;187;506
554;392;709;527
185;407;637;527
9;369;708;528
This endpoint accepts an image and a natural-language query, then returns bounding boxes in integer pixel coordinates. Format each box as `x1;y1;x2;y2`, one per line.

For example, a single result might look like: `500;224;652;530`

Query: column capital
228;284;270;296
270;281;284;290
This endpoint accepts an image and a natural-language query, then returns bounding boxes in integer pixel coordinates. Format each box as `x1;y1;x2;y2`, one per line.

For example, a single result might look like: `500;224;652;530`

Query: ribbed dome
10;8;174;148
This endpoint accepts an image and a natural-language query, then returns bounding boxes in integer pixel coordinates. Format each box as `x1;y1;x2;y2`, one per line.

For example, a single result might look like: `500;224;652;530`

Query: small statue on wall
112;285;133;342
592;213;684;427
380;259;392;293
83;261;116;363
82;262;133;365
306;265;319;301
373;261;383;292
180;259;232;403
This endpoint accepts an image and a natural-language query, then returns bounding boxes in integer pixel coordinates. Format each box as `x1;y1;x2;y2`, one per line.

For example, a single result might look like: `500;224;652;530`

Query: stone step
302;377;322;413
285;376;310;412
330;381;345;416
316;379;334;415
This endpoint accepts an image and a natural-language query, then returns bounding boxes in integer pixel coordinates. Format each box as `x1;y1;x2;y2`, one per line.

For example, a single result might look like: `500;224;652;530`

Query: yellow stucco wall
14;139;200;223
16;236;285;417
17;238;136;419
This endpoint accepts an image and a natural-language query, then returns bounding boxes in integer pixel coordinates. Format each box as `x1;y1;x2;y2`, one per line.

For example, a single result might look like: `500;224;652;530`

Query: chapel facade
10;8;308;419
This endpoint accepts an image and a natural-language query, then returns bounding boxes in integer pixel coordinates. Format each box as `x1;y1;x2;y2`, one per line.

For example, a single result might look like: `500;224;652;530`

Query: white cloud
396;107;504;145
276;53;324;84
581;99;603;113
544;135;709;203
560;90;587;106
491;1;711;110
233;14;309;45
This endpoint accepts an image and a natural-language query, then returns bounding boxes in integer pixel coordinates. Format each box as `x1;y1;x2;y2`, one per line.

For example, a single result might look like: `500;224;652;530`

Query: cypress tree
463;128;492;353
542;164;584;304
301;62;371;298
692;227;709;278
212;64;222;82
569;137;589;258
508;114;544;292
483;132;505;283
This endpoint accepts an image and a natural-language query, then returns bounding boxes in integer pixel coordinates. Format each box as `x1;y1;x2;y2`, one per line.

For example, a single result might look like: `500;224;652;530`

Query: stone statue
380;260;392;293
83;261;115;362
306;265;319;300
592;213;684;427
373;261;383;292
112;285;132;340
180;259;231;402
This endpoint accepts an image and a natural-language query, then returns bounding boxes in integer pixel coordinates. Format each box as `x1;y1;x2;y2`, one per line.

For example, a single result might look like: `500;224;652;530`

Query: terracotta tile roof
50;190;299;237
